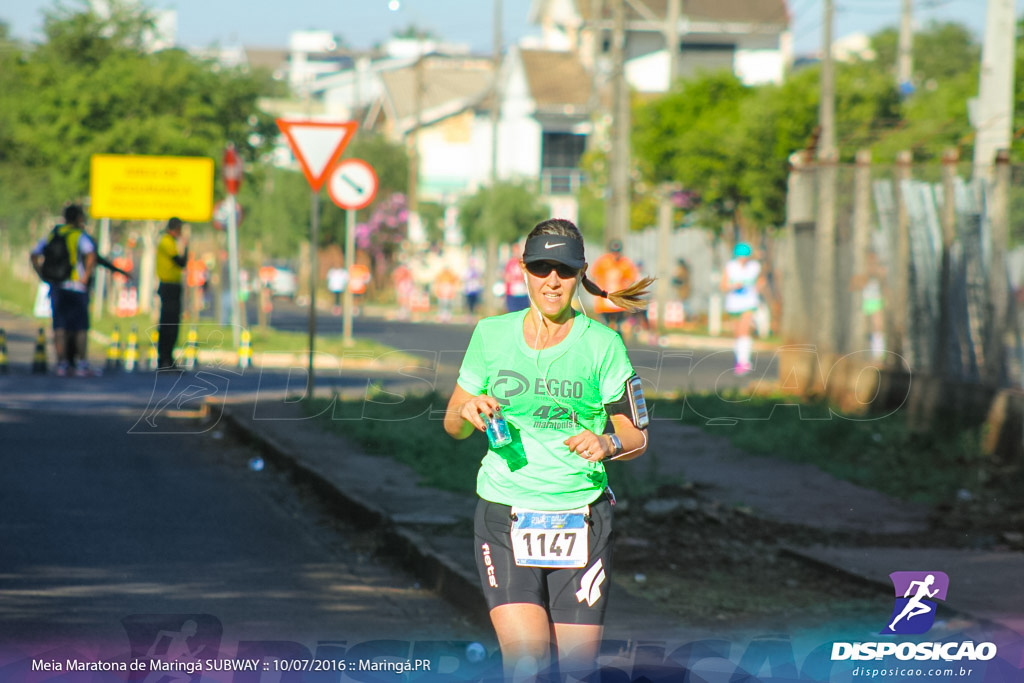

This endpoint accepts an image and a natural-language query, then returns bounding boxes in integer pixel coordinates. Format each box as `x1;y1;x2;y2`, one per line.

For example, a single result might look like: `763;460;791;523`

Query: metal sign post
223;144;244;353
327;159;379;348
275;119;358;398
308;190;320;396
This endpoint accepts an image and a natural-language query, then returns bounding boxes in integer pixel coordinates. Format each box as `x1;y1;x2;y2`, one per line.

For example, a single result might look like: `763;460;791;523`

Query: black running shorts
473;496;614;625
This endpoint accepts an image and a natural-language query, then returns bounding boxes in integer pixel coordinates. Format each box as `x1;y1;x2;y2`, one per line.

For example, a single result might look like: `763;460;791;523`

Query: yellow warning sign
90;154;214;222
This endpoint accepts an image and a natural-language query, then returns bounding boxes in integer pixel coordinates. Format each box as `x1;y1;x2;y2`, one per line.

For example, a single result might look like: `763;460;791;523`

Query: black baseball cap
522;234;586;270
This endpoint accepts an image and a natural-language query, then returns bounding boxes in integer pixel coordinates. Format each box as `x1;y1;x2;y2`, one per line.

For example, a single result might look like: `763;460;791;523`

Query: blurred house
499;47;593;221
245;1;791;241
530;0;790;90
364;54;494;200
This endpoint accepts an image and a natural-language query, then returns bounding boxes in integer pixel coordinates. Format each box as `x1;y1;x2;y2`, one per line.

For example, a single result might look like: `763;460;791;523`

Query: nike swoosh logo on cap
544;242;566;249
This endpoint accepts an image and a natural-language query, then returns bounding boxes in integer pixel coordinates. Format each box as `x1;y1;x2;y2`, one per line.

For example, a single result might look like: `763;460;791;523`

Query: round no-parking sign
327;159;378;211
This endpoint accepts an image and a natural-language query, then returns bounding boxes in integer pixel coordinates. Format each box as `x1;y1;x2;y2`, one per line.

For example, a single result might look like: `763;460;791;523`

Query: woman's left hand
564;431;610;462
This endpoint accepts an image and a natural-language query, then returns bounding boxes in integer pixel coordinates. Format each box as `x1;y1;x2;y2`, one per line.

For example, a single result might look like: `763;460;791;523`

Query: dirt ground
610;479;1024;631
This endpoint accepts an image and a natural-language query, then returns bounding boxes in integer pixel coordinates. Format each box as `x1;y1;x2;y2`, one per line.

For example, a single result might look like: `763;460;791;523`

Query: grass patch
302;387;994;507
306;391;483;494
0;262;40;317
305;390;668;499
0;264;408;360
665;390;990;505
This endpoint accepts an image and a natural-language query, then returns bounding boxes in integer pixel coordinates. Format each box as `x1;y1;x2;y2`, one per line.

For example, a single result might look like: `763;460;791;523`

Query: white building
255;3;790;239
529;0;790;90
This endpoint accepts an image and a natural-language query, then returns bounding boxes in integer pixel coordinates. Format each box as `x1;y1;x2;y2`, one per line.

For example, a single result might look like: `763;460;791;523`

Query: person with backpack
29;204;99;376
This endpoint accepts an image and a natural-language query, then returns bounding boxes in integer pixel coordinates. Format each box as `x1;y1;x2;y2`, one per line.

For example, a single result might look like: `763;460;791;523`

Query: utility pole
937;148;959;377
484;0;503;312
407;50;425;245
897;0;913;95
850;149;872;355
818;0;835;156
490;0;502;184
972;0;1017;172
665;0;681;86
588;0;605;111
606;0;630;243
814;0;838;364
654;0;682;333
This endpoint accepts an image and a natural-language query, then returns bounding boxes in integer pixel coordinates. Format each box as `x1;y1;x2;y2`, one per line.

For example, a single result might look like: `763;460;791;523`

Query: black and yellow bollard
238;328;253;369
147;329;159;371
106;325;122;372
0;328;8;374
32;327;48;374
124;326;139;373
182;327;198;371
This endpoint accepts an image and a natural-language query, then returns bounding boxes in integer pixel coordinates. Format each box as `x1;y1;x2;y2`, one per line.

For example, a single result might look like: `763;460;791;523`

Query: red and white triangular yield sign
275;119;358;192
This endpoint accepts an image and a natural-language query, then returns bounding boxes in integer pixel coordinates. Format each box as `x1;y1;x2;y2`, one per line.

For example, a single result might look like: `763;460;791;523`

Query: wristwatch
608;434;623;457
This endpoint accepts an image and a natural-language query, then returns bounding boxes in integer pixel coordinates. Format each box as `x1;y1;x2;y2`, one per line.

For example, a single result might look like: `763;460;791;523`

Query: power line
792;19;824;45
791;0;820;19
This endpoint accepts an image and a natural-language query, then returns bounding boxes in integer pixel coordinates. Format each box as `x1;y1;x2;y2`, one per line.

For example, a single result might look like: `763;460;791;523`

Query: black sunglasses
525;261;580;279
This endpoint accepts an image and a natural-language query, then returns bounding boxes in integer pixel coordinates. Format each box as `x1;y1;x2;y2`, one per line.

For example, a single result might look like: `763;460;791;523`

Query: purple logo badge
881;571;949;635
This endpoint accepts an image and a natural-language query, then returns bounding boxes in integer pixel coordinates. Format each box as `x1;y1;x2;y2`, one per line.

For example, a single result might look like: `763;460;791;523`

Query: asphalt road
0;366;486;670
0;304;777;675
253;298;778;401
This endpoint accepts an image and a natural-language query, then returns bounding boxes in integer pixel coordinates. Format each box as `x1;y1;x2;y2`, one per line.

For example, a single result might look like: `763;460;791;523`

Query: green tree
239;166;311;262
458;181;549;247
633;61;902;231
871;21;980;90
342;133;408;199
1;0;279;215
578;92;660;238
319;132;410;246
0;21;53;233
732;68;820;229
632;71;753;231
1011;17;1024;162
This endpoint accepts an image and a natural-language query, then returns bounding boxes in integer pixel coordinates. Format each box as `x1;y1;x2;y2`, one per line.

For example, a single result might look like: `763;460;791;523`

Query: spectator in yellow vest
156;217;188;370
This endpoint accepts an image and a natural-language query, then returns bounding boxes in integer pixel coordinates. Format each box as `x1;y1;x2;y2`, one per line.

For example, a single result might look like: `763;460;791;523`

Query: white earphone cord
607;428;646;461
528;280;642;461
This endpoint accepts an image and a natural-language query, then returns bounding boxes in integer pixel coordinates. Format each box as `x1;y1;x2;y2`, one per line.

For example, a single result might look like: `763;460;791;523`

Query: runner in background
433;265;460;323
392;259;415;320
589;239;639;335
327;266;348;316
850;249;886;359
720;242;763;376
464;255;484;319
29;204;98;376
349;262;370;316
504;243;529;313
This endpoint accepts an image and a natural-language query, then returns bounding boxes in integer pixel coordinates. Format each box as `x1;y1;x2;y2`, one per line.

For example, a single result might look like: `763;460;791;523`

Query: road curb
217;404;490;627
780;545;993;629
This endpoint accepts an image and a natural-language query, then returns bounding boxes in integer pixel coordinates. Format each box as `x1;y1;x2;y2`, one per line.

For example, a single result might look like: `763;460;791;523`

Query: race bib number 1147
510;506;589;568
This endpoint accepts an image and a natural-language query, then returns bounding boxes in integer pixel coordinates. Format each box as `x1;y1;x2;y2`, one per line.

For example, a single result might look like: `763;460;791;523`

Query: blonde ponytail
581;275;656;313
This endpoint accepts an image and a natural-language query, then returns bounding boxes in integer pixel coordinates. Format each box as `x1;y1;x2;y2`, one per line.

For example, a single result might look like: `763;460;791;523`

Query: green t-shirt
457;309;635;510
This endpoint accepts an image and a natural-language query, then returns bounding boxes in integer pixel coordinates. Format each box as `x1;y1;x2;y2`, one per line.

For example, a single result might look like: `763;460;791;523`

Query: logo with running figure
882;571;949;635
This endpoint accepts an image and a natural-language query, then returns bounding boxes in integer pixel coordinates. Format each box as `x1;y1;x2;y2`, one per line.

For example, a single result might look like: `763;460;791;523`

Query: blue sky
3;0;1022;57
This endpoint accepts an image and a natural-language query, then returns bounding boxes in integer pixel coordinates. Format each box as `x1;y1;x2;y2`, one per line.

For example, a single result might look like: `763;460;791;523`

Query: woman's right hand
458;394;501;433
